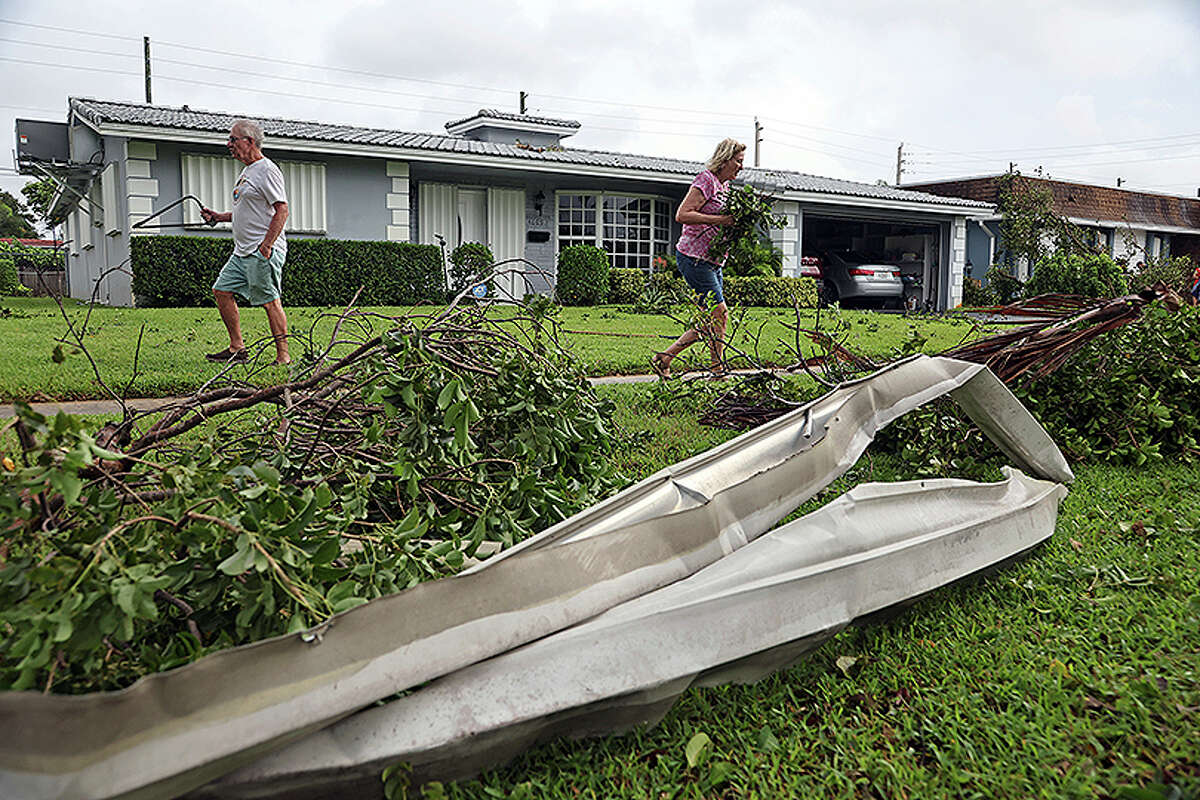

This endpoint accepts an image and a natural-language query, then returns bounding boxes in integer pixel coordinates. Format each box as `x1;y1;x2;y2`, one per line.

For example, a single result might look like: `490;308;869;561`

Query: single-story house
17;98;990;308
904;174;1200;284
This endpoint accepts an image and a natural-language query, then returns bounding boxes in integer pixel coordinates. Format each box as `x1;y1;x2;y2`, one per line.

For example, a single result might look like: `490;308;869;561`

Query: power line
912;130;1200;157
0;36;140;60
0;55;140;78
769;127;893;158
763;116;898;144
0;18;140;41
765;138;892;168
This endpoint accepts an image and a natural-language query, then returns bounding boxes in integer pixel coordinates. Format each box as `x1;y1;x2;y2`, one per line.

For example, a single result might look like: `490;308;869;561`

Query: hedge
130;236;445;307
0;241;61;296
607;268;818;308
555;245;609;306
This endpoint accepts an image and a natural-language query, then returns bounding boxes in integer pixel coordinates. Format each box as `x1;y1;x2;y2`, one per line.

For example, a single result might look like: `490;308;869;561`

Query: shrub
724;238;784;278
447;242;494;298
1128;255;1193;294
985;266;1024;304
1025;250;1127;298
1014;304;1200;465
724;275;817;308
606;269;816;309
608;268;645;304
0;249;19;296
651;253;676;273
130;236;444;307
961;277;996;307
0;241;59;296
556;245;609;306
879;304;1200;471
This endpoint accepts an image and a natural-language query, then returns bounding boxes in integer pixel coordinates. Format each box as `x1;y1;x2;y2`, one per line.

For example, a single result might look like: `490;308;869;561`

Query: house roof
904;175;1200;231
0;237;62;248
444;108;581;131
68;98;988;211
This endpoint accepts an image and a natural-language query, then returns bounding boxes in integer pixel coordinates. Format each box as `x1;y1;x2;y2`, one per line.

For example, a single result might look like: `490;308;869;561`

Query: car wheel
822;283;839;307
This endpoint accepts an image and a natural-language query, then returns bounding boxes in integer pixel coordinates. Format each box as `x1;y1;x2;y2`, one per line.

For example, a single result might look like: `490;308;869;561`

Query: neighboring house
904;175;1200;284
17;98;989;308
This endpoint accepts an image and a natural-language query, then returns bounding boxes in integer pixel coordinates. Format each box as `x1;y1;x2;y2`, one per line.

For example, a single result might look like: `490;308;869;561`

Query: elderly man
200;119;290;364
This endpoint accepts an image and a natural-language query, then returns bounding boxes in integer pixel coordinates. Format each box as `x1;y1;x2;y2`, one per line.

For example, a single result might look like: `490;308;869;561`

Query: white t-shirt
231;157;287;258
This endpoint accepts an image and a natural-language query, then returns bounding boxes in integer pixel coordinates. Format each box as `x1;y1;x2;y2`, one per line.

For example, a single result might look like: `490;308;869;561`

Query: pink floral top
676;169;730;266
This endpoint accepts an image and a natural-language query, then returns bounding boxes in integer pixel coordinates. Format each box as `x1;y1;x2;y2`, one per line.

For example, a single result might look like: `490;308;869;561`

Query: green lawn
0;297;994;401
425;383;1200;800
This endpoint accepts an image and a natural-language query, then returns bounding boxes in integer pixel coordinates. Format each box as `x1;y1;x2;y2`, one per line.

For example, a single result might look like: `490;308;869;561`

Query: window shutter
181;154;326;233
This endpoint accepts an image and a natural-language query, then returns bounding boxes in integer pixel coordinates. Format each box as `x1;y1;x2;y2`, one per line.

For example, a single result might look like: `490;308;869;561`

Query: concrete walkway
0;368;779;418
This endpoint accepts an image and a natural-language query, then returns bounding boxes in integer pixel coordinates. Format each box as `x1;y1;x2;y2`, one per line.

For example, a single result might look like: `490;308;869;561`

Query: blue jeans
676;249;724;306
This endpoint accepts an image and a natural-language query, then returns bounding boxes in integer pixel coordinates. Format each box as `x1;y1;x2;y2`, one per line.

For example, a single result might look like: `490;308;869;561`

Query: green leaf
436;380;459;411
755;726;780;752
684;731;712;768
217;543;256;575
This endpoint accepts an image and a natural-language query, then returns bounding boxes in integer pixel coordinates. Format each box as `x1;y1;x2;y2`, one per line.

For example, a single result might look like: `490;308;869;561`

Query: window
181;154;327;234
557;192;673;271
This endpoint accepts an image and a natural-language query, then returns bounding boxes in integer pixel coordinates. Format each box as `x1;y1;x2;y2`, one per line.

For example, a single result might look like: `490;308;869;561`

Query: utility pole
894;142;905;185
1116;177;1124;188
143;36;152;103
753;117;763;167
519;91;527;114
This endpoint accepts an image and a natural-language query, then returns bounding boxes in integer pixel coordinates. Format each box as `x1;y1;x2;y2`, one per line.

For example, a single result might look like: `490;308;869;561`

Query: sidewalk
0;368;779;418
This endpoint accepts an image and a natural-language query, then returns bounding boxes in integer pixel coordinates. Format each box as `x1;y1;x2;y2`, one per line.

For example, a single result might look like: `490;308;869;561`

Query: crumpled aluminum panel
0;356;1072;800
201;468;1066;798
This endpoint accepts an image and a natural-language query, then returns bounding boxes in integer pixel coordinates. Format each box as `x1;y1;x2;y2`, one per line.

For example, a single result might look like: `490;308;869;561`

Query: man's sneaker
205;347;248;363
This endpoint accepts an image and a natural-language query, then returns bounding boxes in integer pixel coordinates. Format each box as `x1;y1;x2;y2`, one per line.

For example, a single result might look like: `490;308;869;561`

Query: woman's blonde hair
705;138;746;173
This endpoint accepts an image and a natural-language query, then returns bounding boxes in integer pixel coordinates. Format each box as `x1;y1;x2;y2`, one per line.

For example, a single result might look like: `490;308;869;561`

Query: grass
423;383;1200;800
4;343;1197;797
0;297;995;401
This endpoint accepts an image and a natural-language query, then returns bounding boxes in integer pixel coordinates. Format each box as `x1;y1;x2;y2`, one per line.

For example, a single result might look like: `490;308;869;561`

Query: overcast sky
3;0;1199;219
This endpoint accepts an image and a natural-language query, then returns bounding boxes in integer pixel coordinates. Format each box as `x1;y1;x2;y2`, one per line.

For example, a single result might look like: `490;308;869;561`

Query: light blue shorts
212;249;285;306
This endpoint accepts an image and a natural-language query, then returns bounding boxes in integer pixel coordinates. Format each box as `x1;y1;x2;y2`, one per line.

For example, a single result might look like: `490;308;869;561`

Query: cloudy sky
2;0;1199;215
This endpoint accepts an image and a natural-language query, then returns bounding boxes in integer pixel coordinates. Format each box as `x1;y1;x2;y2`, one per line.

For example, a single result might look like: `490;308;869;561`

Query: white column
126;140;158;236
386;161;410;242
769;200;802;276
949;217;967;308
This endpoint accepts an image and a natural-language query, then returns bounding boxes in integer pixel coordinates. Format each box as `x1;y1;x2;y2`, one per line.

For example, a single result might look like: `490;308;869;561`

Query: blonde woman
651;138;745;378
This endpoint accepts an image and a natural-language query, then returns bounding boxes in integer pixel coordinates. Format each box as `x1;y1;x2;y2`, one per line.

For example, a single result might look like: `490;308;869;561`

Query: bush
879;304;1200;472
447;242;494;298
608;268;645;304
0;241;59;296
961;277;996;307
1128;255;1193;294
1014;304;1200;465
1025;250;1127;299
606;268;816;309
724;238;784;278
985;266;1024;304
556;245;609;306
724;275;817;308
130;236;444;307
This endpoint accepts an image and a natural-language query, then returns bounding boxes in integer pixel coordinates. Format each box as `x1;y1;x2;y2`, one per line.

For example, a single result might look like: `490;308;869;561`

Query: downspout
975;219;996;272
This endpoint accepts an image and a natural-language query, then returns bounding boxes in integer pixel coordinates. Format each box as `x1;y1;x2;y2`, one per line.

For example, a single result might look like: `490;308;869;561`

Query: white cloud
2;0;1198;203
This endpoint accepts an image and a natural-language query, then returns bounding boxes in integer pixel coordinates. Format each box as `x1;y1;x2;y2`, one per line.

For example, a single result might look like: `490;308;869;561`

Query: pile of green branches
0;289;622;693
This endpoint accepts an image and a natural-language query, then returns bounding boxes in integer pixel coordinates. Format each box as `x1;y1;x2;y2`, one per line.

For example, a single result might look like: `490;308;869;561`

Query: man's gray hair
705;138;746;173
231;119;264;148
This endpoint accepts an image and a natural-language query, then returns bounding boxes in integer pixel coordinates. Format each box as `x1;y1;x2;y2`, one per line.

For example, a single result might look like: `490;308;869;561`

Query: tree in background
20;178;65;230
0;189;39;238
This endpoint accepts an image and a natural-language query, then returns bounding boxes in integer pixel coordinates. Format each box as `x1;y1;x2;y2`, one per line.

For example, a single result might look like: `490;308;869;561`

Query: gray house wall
53;114;973;310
